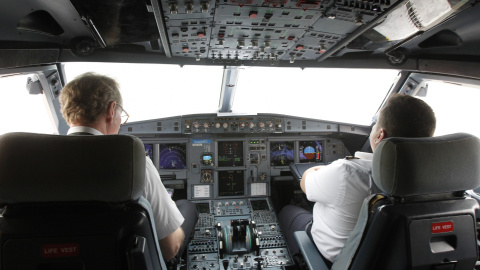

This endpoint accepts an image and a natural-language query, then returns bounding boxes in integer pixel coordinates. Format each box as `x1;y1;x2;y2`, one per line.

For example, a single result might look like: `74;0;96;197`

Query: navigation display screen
218;141;244;167
270;141;294;166
144;144;153;160
218;170;244;196
299;140;323;163
159;143;187;169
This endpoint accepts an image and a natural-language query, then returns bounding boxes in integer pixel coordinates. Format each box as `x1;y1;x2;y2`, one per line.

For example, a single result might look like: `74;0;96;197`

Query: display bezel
159;142;187;170
269;141;295;167
299;140;324;163
217;141;244;167
218;170;245;197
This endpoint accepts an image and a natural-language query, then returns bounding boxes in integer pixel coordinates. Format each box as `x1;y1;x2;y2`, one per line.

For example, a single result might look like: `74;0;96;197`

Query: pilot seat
295;133;480;270
0;132;166;270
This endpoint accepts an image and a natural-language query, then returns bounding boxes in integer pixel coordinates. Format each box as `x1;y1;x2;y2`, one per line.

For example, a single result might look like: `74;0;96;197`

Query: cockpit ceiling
0;0;479;69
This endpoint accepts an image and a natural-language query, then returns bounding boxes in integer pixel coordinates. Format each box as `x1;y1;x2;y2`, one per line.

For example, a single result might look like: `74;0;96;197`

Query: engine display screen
299;140;323;163
144;144;153;160
159;143;187;169
218;170;244;196
218;141;244;167
270;141;294;166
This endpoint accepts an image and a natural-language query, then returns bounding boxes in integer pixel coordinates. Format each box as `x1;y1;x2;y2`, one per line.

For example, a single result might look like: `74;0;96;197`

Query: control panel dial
201;169;213;183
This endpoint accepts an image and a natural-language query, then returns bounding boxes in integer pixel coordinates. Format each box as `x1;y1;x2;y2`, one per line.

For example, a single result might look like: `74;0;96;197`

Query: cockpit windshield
64;63;399;125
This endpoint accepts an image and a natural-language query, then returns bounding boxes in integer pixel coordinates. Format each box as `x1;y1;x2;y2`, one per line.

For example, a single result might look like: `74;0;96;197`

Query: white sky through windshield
65;63;397;126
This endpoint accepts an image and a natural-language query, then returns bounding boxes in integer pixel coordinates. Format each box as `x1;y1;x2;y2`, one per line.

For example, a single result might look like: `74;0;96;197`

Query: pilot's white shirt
67;126;184;240
305;152;373;262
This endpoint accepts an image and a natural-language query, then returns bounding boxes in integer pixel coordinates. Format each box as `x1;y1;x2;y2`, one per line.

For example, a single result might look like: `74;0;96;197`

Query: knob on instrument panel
223;123;228;128
215;123;221;128
249;122;255;129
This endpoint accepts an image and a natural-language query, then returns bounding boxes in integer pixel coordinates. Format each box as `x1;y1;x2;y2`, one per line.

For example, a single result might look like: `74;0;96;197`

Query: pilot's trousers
278;205;333;266
176;199;199;258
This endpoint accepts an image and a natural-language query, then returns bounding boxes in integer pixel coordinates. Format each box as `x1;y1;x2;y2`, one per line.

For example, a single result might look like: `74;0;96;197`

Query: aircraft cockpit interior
2;0;480;269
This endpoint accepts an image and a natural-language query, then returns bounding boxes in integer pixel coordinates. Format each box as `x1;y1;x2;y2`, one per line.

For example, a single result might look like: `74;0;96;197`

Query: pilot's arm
159;227;185;260
300;162;344;204
300;165;326;193
144;157;186;260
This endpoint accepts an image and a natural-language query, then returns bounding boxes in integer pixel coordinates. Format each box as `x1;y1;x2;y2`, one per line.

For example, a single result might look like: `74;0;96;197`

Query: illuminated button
182;47;189;52
296;45;304;50
319;44;326;53
197;33;205;38
218;33;225;38
287;36;295;40
249;11;258;18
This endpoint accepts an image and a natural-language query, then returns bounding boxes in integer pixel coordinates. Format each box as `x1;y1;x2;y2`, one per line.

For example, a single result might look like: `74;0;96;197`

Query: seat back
0;132;165;270
334;133;480;270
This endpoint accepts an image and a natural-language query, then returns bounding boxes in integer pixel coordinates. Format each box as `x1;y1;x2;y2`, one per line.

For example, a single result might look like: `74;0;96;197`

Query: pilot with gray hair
59;72;198;261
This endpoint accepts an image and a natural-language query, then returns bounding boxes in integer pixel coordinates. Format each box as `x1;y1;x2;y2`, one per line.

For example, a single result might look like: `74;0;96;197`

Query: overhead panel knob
200;1;209;12
185;2;194;13
169;3;178;14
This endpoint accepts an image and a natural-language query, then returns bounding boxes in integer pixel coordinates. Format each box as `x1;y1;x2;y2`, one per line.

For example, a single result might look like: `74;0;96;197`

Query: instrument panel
141;135;348;200
122;114;369;270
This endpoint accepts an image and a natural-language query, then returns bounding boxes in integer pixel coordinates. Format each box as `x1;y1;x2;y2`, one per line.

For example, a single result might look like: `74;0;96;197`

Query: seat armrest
294;231;330;270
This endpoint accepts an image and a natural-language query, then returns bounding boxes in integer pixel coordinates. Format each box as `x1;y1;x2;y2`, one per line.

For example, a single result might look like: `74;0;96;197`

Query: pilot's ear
105;101;116;123
375;128;386;144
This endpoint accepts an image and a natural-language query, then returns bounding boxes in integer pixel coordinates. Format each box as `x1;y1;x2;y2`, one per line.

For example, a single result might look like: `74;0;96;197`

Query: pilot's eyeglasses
117;104;129;125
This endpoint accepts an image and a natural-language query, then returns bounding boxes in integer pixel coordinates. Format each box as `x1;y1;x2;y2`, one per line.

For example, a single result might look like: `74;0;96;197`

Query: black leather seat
0;132;165;270
295;133;480;270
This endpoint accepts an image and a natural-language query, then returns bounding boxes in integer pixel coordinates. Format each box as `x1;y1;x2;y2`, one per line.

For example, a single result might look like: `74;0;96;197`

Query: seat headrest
372;133;480;196
0;132;146;204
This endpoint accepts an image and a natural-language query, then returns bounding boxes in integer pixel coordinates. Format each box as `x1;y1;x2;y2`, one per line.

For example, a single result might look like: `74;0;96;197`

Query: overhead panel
161;0;399;62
